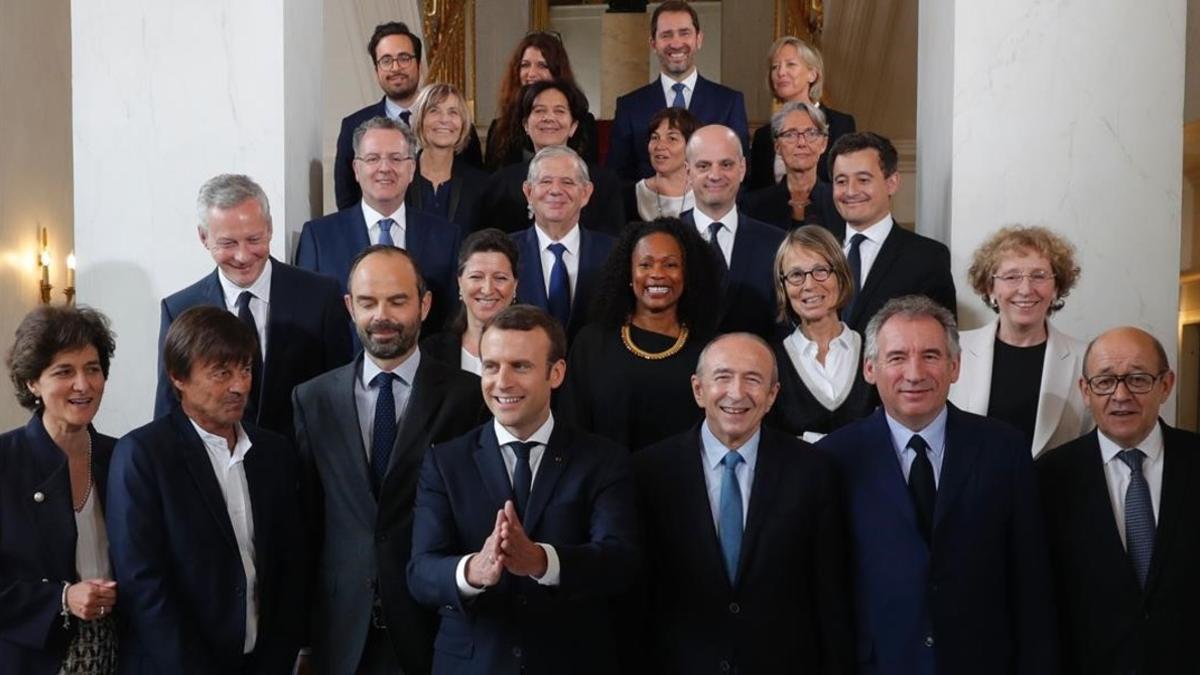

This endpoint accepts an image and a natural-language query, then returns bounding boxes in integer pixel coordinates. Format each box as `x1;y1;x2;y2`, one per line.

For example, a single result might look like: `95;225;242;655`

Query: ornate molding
422;0;473;102
774;0;824;45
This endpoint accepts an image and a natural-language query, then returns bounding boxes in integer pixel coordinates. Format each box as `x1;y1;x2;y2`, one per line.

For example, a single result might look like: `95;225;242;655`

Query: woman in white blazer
949;226;1091;457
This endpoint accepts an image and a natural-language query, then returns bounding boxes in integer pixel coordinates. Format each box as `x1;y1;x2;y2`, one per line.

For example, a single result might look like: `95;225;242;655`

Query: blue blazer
817;406;1058;675
841;225;957;333
407;422;640;675
154;259;352;438
607;75;749;181
107;409;307;675
512;226;614;341
334;97;484;210
294;205;463;333
680;209;785;340
0;415;114;675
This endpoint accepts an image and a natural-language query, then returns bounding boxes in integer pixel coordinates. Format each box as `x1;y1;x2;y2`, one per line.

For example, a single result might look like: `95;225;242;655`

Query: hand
465;509;506;588
499;500;548;578
67;579;117;621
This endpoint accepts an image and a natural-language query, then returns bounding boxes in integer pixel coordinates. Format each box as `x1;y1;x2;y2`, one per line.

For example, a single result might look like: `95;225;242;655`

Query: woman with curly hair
949;225;1090;456
558;218;722;451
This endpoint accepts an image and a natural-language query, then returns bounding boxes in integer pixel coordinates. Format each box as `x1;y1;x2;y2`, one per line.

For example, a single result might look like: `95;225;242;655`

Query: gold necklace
621;322;689;360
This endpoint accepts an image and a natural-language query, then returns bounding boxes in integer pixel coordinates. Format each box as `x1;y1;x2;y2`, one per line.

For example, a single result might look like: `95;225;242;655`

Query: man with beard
334;21;483;209
292;245;484;675
607;0;749;182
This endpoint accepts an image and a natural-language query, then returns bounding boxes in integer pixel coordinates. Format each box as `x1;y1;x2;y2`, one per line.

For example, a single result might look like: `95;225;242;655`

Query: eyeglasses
992;270;1054;286
1084;371;1166;395
780;266;833;286
775;128;826;144
376;52;417;69
355;154;414;168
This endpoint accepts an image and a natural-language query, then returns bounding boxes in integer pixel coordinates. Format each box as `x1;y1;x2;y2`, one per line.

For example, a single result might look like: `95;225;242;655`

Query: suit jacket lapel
1031;324;1074;454
862;410;922;532
405;211;429;259
1074;430;1143;592
725;212;758;299
523;424;570;534
1145;422;1188;596
849;225;906;326
738;432;782;584
933;406;983;534
473;425;515;509
676;429;732;592
242;428;274;583
689;76;714;120
344;208;372;259
385;358;442;480
260;257;294;408
170;409;239;552
327;359;378;517
517;231;549;307
956;320;996;415
25;416;76;578
569;230;604;333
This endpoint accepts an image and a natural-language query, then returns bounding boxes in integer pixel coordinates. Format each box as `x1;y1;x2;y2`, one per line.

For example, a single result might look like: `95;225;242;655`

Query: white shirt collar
790;322;852;356
534;222;581;253
700;420;761;471
384;97;411;121
361;200;407;229
217;258;272;303
361;348;422;389
691;205;739;236
885;405;948;463
660;69;699;101
1098;421;1164;465
189;418;253;464
846;213;893;245
495;411;556;447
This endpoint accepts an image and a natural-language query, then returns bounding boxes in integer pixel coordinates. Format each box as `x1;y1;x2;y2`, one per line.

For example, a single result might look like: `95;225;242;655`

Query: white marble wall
917;0;1187;418
73;0;324;434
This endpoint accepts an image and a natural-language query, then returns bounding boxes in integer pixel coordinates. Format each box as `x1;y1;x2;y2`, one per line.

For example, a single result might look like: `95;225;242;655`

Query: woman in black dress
406;83;490;230
559;218;721;451
767;225;876;439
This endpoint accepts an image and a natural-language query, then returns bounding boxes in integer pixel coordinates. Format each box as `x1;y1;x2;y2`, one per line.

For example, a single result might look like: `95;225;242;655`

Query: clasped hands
68;579;117;621
466;500;547;588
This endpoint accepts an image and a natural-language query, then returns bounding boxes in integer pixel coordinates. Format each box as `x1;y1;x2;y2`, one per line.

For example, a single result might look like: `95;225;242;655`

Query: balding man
682;124;785;339
633;333;853;674
1038;327;1200;674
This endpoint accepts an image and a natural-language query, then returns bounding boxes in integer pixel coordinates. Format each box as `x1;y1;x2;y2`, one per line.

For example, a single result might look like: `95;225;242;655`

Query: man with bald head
682;125;785;339
633;333;853;673
1038;326;1200;674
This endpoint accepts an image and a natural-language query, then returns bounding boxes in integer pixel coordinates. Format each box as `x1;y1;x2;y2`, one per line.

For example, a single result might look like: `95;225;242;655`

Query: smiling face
687;126;746;217
459;251;517;326
774;109;827;174
200;198;272;288
865;314;959;430
648;119;688;176
523;88;578;150
421;92;465;151
346;250;431;366
1082;328;1174;449
651;10;703;78
692;334;779;450
990;249;1057;334
769;43;816;102
27;345;105;432
353;128;416;213
631;231;686;317
374;34;421;104
781;244;839;324
523;153;593;232
832;148;898;230
480;327;565;439
172;357;252;440
519;46;553;85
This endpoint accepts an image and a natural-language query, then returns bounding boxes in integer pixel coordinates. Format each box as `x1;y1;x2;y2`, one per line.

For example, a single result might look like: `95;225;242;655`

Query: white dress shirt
189;419;258;654
885;406;949;487
1098;424;1164;549
355;350;421;461
74;489;112;581
534;222;582;300
691;206;739;266
659;69;699;109
843;214;893;289
217;258;271;360
361;201;407;249
699;421;759;531
455;414;562;597
784;323;859;405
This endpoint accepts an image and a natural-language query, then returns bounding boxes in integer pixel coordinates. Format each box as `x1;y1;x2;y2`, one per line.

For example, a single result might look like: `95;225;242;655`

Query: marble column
918;0;1188;413
72;0;323;433
600;11;649;119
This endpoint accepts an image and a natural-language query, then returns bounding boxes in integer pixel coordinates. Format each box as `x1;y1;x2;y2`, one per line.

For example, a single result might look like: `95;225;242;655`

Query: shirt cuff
455;554;486;598
532;543;561;587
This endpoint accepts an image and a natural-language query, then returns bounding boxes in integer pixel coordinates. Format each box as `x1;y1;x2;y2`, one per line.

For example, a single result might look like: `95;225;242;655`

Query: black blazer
484;112;600;170
106;409;307;675
512;226;615;342
740;179;846;236
0;416;114;675
631;425;854;674
407;153;490;231
767;339;877;437
1038;422;1200;675
419;332;464;370
842;224;957;333
748;104;855;188
475;160;627;237
334;97;484;210
154;259;353;438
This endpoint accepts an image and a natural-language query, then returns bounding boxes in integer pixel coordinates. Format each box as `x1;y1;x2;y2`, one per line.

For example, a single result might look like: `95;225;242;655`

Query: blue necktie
671;82;687;109
718;451;745;584
509;441;537;518
547;242;571;329
707;222;728;273
843;233;866;320
370;372;399;494
235;291;262;422
398;110;411;126
1119;449;1156;588
907;434;936;543
378;218;396;247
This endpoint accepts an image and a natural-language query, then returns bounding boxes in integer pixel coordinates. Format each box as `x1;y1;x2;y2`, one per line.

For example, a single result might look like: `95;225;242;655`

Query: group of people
2;2;1197;675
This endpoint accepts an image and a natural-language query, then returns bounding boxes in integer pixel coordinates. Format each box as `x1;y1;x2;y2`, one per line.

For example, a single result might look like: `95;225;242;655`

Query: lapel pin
33;491;45;503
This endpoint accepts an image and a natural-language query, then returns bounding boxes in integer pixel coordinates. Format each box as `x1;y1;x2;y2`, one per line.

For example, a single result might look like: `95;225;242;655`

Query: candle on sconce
67;252;76;288
40;250;50;285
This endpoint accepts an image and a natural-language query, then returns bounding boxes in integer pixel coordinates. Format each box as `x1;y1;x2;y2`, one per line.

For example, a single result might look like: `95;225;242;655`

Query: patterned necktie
398;110;412;126
370;372;399;494
377;218;396;247
671;82;687;109
708;222;728;273
546;242;571;329
718;451;745;584
843;233;866;320
510;441;538;518
235;291;262;422
1119;448;1156;588
907;434;936;543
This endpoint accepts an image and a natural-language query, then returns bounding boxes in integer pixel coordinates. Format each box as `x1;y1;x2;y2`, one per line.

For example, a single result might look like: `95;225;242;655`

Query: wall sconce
65;252;76;305
38;227;52;304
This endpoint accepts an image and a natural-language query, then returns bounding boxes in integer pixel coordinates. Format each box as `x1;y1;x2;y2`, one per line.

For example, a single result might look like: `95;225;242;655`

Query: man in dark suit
512;146;614;342
297;117;462;334
829;133;956;332
155;174;352;438
407;305;639;675
634;332;854;674
817;295;1058;675
1038;326;1200;674
334;21;482;210
108;306;307;674
607;0;749;181
292;245;483;675
681;124;785;340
